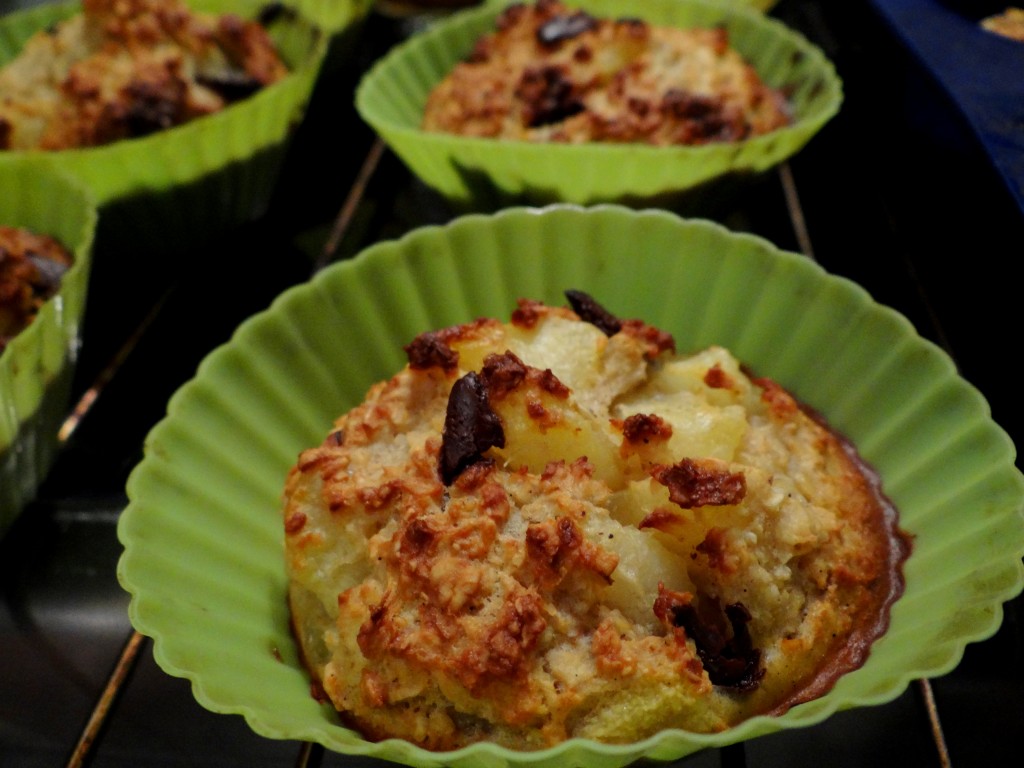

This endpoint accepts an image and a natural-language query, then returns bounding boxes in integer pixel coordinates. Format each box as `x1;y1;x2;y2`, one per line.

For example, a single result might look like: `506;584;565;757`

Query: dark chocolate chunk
195;71;264;103
537;11;598;46
670;599;764;691
516;66;585;128
439;372;505;485
564;289;622;336
124;82;183;137
663;88;721;119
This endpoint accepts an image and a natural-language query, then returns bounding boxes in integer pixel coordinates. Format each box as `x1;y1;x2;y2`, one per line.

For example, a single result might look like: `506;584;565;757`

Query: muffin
0;0;287;151
0;0;324;252
283;291;909;750
0;162;96;532
422;0;790;145
356;0;842;206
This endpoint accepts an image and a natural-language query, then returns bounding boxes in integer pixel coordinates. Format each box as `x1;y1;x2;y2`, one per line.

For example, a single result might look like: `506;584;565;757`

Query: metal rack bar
65;631;147;768
778;162;815;262
318;137;388;271
918;679;952;768
57;290;171;444
293;741;323;768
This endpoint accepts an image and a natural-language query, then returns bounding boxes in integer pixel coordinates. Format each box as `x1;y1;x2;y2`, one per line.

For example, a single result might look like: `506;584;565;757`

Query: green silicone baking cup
0;0;326;247
355;0;841;207
0;161;97;533
283;0;373;32
118;205;1024;767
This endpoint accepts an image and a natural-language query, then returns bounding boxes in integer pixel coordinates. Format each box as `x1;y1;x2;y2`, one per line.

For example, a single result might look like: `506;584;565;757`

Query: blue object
870;0;1024;212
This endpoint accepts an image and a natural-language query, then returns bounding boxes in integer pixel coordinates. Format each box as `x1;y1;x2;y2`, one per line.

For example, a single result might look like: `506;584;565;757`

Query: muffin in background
421;0;791;146
0;0;289;151
0;0;326;254
0;161;96;533
356;0;842;209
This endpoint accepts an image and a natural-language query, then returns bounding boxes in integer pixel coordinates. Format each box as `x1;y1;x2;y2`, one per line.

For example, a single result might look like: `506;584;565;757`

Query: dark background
1;0;1021;765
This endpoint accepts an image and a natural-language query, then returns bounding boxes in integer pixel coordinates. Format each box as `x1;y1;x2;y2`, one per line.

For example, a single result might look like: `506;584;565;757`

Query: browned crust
283;298;911;749
0;0;286;150
651;458;747;509
773;390;910;713
422;0;791;146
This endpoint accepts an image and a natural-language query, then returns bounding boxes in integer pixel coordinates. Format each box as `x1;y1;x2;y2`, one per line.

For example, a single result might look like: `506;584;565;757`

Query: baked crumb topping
422;0;791;145
0;0;287;150
283;290;908;750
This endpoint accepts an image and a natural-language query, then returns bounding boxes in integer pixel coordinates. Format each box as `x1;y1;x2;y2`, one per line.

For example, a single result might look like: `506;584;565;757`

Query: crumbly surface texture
422;0;791;145
0;0;287;150
283;294;907;750
0;226;72;352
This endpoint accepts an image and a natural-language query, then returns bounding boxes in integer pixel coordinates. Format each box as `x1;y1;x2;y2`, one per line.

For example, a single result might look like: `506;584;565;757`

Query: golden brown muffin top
0;0;287;150
422;0;791;144
283;293;908;750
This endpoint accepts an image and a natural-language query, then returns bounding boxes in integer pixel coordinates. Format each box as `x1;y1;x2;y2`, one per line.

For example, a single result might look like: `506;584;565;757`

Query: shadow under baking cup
444;160;775;216
0;361;75;533
91;140;292;260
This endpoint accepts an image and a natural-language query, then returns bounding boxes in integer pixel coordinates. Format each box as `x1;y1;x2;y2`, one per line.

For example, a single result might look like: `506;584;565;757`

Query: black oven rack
1;1;1021;766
